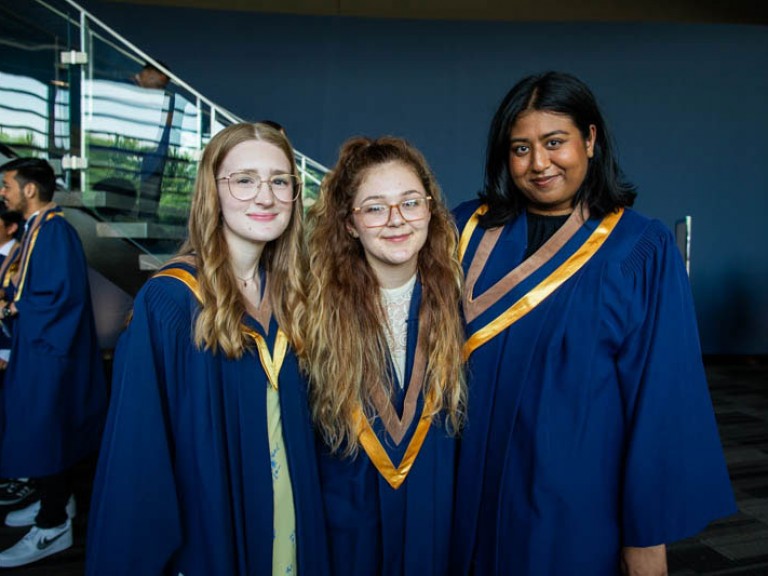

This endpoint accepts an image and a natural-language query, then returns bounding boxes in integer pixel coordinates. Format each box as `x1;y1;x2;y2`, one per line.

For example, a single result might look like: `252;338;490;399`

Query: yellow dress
267;384;297;575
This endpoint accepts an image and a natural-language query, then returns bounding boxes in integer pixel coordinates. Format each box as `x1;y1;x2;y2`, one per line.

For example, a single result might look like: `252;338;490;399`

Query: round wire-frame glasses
216;171;301;203
351;195;432;228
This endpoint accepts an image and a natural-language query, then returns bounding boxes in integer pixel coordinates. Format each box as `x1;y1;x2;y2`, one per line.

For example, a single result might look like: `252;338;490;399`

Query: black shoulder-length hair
479;71;636;228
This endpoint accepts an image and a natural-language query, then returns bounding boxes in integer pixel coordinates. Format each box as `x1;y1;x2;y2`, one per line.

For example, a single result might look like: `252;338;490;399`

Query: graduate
450;72;737;575
302;137;466;576
0;209;21;368
86;123;329;576
0;158;106;568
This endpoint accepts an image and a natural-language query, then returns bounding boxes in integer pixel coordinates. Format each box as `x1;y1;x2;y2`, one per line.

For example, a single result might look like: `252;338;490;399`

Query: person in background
0;158;106;568
0;208;22;367
133;61;170;90
134;61;174;220
259;120;286;136
450;71;737;576
87;122;329;576
302;136;466;576
0;209;35;512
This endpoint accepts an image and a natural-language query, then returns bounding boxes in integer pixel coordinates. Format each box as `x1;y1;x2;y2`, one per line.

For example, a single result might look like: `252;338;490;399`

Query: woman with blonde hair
303;136;465;576
87;122;329;576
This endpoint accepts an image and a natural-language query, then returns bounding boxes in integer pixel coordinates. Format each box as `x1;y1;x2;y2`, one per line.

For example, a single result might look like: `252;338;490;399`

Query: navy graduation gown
450;201;736;575
318;280;456;576
86;264;329;576
0;209;106;477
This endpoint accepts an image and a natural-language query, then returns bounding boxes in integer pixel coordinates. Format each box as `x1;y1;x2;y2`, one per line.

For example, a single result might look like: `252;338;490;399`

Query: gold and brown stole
154;263;287;390
11;203;62;302
354;310;437;490
459;204;624;361
0;241;20;291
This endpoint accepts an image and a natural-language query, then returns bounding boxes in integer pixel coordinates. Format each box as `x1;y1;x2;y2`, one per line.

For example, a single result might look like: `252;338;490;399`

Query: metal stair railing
0;0;328;279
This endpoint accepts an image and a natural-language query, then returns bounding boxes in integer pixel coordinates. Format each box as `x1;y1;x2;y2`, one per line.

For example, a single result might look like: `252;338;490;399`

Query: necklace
235;269;258;288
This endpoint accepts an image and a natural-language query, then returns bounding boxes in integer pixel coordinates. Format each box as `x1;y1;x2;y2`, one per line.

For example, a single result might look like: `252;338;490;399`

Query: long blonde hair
178;122;306;357
302;136;466;455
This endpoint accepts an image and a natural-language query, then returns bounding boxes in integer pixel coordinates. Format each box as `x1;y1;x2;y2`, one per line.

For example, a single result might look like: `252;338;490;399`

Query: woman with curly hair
87;122;329;576
302;136;466;576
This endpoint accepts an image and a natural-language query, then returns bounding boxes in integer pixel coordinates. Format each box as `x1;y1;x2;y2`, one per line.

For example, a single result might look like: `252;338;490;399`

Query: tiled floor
669;363;768;575
0;362;765;575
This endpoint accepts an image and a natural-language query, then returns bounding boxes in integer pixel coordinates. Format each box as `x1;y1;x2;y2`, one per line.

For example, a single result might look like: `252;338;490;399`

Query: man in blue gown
0;158;106;568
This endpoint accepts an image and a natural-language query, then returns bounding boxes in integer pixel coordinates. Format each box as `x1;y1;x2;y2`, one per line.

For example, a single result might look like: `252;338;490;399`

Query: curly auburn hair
302;136;466;456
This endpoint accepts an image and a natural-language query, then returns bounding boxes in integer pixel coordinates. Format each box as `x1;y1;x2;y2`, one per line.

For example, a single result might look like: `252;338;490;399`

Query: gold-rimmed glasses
351;195;432;228
216;171;300;203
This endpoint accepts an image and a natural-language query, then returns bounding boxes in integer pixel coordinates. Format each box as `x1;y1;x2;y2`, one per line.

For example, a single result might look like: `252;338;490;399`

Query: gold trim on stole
457;204;488;264
154;268;202;301
242;328;287;391
154;267;286;390
13;211;62;302
354;393;436;490
0;242;19;290
461;208;624;360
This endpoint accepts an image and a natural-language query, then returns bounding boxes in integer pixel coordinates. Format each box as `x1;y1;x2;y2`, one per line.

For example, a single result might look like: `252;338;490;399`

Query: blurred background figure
0;158;106;569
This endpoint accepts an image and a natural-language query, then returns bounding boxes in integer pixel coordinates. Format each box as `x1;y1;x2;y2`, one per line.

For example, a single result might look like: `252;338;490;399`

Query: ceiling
98;0;768;25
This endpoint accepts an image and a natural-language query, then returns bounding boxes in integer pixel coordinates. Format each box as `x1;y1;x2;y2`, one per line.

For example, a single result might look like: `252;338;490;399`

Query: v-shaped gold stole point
461;208;624;361
153;267;287;390
355;394;437;490
243;328;287;391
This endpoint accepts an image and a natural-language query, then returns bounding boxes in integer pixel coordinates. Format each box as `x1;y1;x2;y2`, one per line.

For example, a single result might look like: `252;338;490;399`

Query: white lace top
380;274;417;388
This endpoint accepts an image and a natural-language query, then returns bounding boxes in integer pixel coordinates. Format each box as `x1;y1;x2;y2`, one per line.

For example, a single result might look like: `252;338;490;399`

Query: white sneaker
0;519;73;567
5;495;76;527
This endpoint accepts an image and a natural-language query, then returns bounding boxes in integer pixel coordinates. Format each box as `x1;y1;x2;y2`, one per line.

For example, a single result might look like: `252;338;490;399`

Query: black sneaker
0;481;37;506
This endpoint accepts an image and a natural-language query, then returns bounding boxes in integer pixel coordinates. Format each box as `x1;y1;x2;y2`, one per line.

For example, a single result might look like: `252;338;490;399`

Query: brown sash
0;241;20;290
458;205;624;360
12;203;61;301
354;308;436;489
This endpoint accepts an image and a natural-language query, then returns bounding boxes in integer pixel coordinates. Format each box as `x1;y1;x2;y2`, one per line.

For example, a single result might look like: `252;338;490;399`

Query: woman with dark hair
87;123;329;576
302;136;466;575
451;72;736;575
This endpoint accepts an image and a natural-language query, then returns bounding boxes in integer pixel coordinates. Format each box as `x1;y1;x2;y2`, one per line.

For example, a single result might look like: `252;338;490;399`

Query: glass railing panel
0;0;77;168
153;85;205;226
82;20;196;229
2;0;329;274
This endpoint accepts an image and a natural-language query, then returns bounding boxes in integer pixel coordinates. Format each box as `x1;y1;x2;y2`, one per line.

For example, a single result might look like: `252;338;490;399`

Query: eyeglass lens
227;172;297;202
358;197;430;227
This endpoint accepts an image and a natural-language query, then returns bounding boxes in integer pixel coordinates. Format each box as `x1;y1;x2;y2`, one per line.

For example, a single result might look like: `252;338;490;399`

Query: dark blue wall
84;1;768;354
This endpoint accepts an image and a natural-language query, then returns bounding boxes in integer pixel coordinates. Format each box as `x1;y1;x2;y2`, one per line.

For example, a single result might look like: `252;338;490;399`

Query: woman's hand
621;544;667;576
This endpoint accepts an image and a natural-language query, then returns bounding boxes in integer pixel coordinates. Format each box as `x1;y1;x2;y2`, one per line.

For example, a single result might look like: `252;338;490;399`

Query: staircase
0;0;328;348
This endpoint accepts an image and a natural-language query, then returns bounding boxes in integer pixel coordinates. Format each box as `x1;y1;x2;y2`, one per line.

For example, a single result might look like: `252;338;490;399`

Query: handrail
33;0;330;176
1;0;329;288
55;0;241;125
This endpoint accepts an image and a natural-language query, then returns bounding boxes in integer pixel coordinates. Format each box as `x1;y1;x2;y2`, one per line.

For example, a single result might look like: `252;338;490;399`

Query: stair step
54;191;85;208
96;222;186;239
88;190;139;211
138;254;173;271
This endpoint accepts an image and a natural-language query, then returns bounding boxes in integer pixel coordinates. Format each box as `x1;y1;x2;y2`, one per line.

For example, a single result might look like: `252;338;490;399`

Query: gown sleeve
615;220;737;547
14;218;90;356
86;278;188;575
